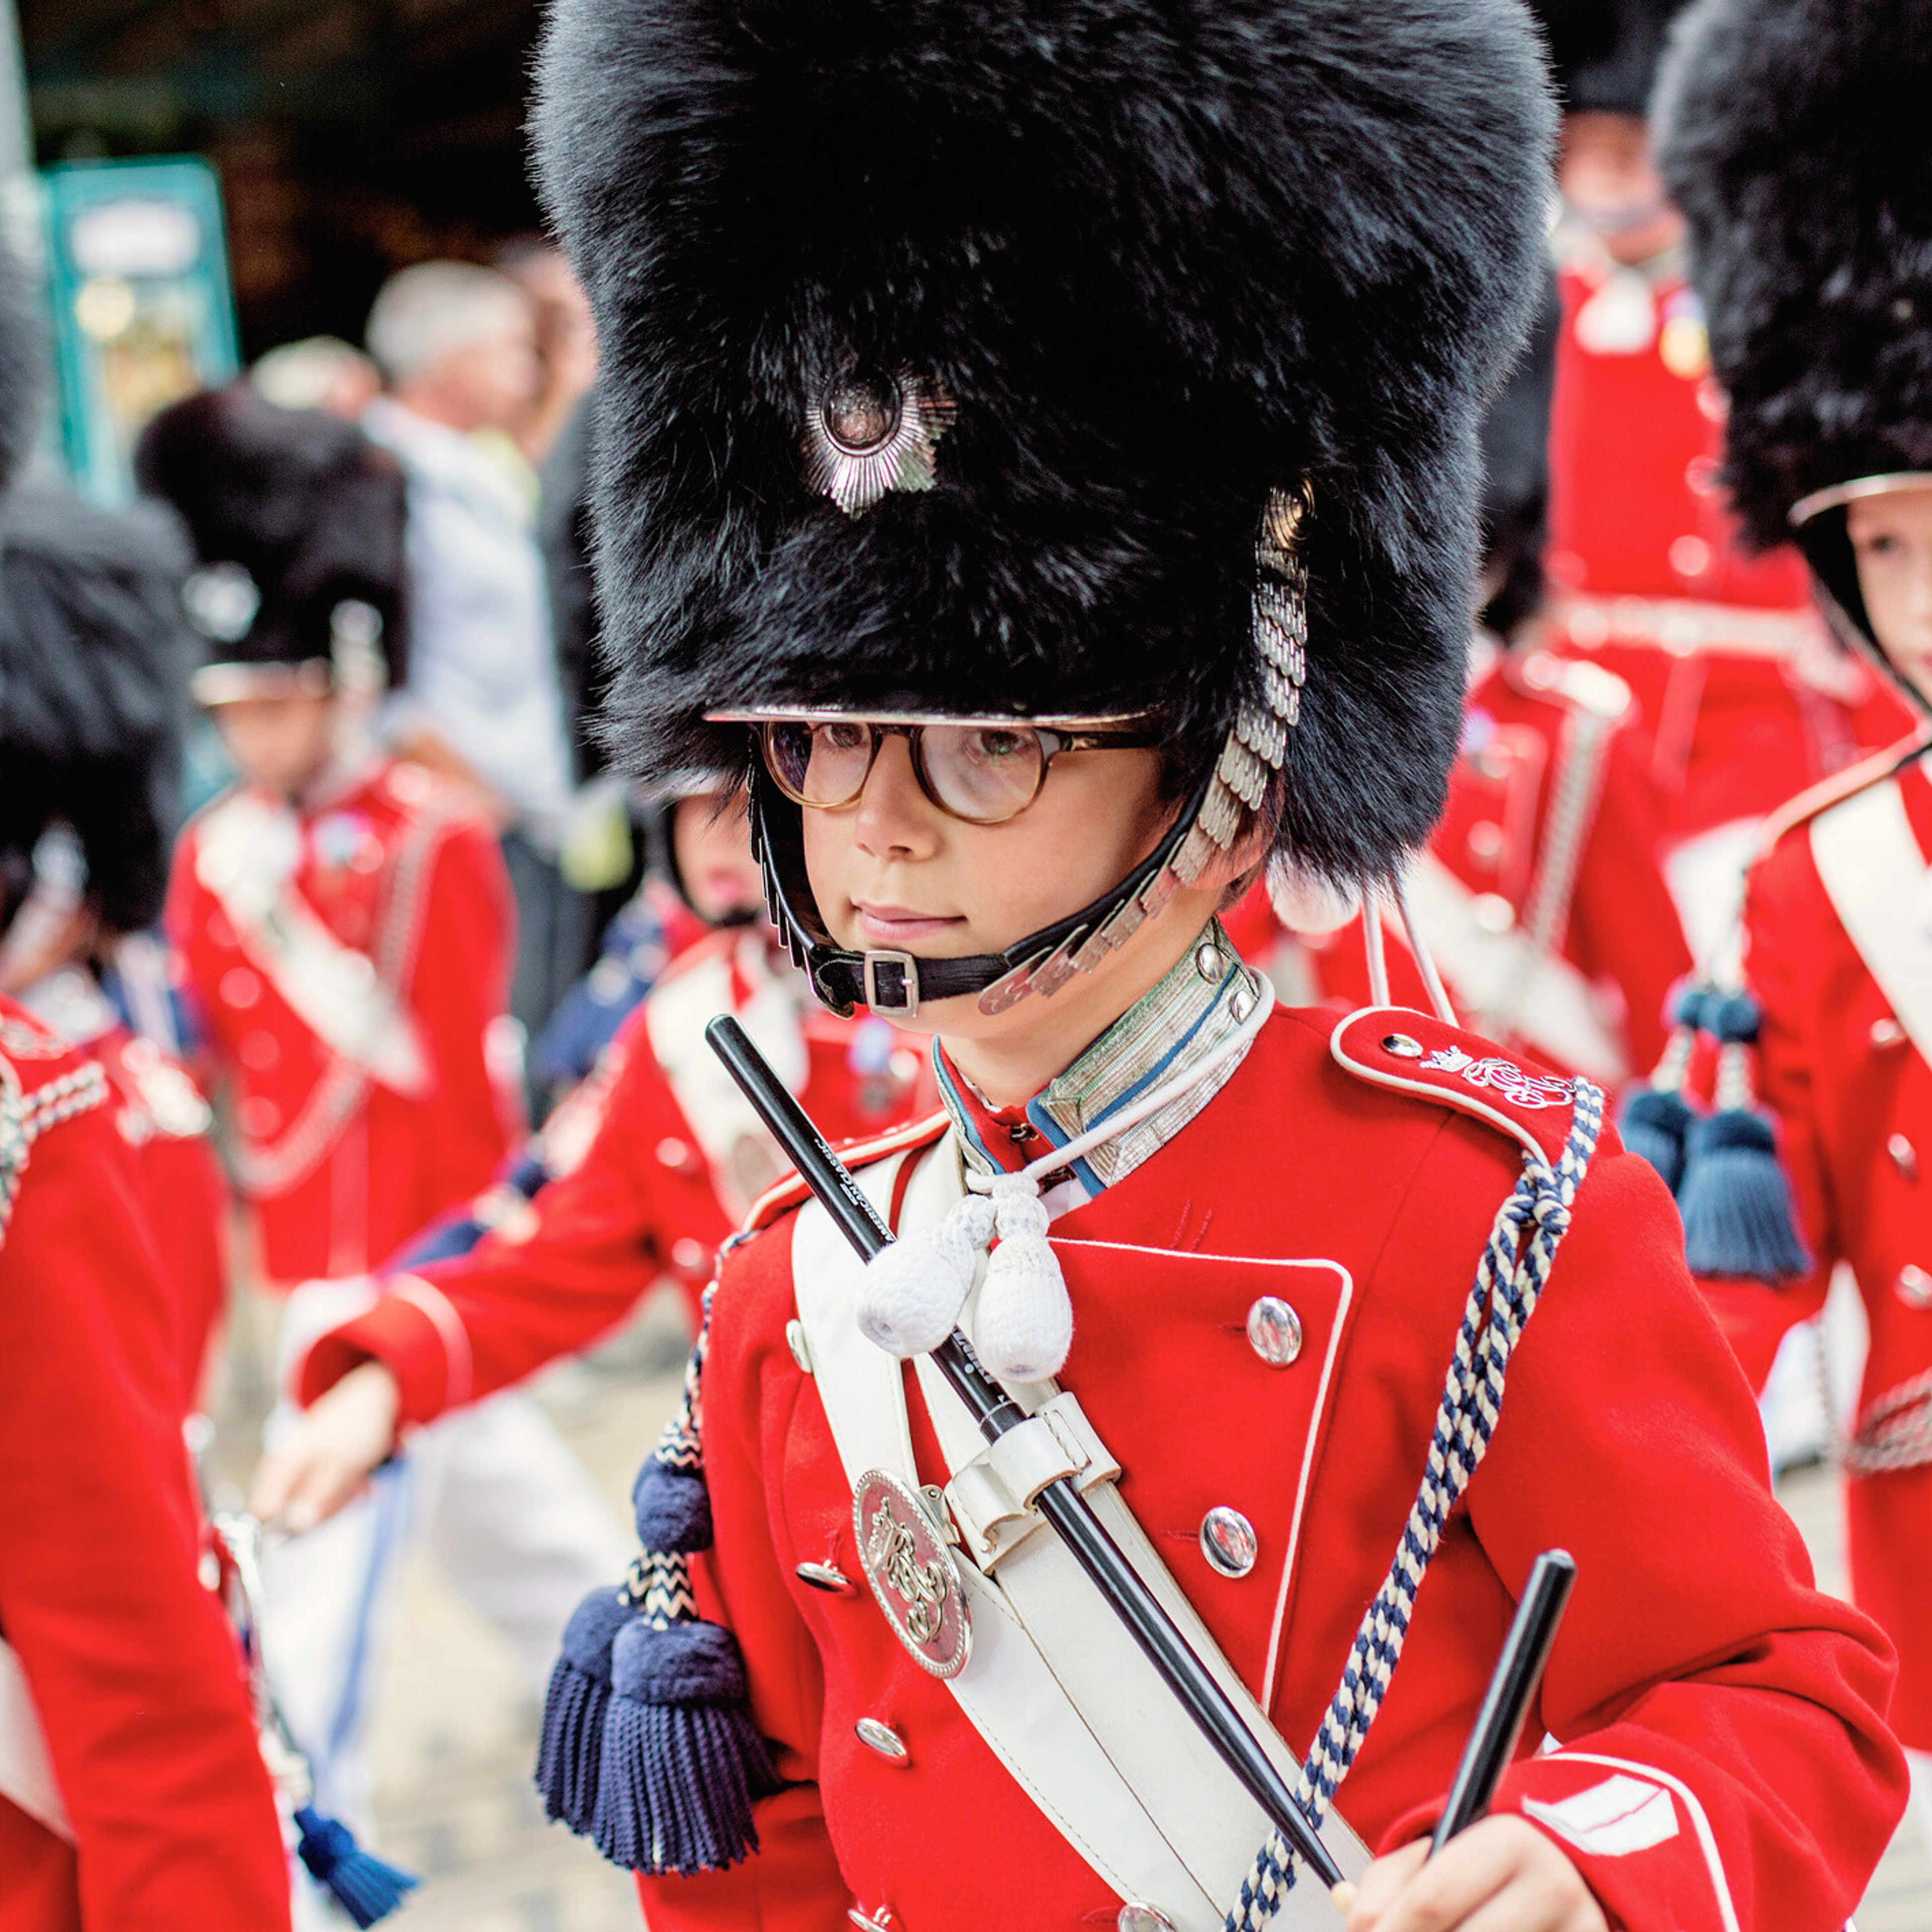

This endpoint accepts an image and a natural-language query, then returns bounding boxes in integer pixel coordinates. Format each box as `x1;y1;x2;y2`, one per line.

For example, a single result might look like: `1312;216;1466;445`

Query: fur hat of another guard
1480;265;1562;641
1531;0;1686;116
1654;0;1932;551
0;482;194;932
135;384;411;687
533;0;1556;889
0;241;43;494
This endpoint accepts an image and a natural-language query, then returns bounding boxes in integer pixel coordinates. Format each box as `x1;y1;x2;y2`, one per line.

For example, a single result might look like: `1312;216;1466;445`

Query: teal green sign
42;156;239;506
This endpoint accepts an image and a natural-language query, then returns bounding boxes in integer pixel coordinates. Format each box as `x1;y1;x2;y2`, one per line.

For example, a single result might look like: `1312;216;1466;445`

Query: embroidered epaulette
1755;736;1928;860
733;1108;952;1241
1330;1007;1577;1167
1;1012;111;1245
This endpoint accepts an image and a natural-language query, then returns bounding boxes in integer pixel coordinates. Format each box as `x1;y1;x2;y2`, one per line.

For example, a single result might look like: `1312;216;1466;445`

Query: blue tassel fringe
293;1805;420;1927
587;1619;778;1875
536;1586;634;1832
1678;1110;1812;1281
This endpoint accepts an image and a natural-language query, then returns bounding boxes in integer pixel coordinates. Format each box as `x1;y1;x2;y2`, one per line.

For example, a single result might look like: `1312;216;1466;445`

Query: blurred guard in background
0;254;291;1930
0;476;227;1414
1532;0;1914;963
1653;0;1932;1859
137;384;627;1917
1244;272;1693;1089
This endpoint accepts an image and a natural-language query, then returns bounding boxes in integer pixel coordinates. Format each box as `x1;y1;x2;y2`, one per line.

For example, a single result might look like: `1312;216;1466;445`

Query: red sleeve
161;824;229;1102
408;816;523;1209
635;1223;849;1929
1701;838;1835;1388
298;1015;720;1424
1567;730;1693;1073
1388;1142;1903;1932
0;1099;289;1929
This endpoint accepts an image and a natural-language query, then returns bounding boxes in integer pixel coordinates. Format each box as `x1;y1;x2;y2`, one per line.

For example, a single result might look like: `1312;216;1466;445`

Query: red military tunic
1271;643;1691;1088
0;999;290;1930
166;755;521;1286
1703;742;1932;1749
296;927;933;1425
637;972;1901;1931
1544;236;1914;849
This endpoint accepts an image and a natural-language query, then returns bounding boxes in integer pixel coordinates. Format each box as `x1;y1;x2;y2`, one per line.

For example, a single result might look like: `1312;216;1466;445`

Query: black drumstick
1431;1548;1578;1853
706;1014;1347;1892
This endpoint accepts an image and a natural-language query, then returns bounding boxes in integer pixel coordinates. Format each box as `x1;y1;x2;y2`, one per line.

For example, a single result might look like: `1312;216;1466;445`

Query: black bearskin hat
533;0;1556;889
0;242;43;493
134;384;410;686
0;483;194;933
1532;0;1685;116
1480;265;1561;641
1654;0;1932;552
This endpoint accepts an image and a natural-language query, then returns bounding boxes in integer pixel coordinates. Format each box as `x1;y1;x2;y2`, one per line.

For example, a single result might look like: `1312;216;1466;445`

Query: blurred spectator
361;262;588;1049
252;336;383;420
494;237;599;466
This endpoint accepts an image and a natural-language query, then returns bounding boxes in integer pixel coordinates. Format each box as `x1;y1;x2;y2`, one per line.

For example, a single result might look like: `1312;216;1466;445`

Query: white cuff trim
389;1274;474;1412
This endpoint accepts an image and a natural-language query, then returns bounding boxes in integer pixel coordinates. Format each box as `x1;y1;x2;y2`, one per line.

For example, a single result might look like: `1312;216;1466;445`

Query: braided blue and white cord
1225;1078;1604;1931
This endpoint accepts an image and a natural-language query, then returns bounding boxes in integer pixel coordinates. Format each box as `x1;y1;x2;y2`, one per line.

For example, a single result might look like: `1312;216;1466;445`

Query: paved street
220;1296;1928;1931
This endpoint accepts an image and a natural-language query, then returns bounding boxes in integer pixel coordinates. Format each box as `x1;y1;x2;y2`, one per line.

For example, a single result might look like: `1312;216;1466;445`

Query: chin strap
753;761;1226;1019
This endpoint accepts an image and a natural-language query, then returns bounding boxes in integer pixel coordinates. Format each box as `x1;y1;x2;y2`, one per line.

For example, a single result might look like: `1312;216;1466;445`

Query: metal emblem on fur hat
534;0;1556;892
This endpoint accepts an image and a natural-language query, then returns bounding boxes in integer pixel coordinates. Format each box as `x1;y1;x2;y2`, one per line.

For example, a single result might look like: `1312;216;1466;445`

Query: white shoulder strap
0;1639;71;1842
792;1143;1367;1932
1809;775;1932;1064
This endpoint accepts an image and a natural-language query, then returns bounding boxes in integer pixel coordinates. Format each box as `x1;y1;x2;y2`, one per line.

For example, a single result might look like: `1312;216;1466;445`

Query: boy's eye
966;728;1027;762
820;721;873;752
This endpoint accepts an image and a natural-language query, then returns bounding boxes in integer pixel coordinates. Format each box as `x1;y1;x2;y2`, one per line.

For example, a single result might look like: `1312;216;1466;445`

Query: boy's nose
853;733;941;858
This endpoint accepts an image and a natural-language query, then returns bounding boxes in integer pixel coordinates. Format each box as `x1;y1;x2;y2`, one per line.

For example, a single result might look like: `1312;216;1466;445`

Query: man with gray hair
362;261;584;1052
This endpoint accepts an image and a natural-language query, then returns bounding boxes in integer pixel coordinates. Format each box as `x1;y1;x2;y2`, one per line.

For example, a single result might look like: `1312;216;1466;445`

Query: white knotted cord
858;978;1276;1384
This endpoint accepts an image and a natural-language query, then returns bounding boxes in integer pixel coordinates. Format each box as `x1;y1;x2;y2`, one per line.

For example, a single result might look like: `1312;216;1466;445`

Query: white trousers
261;1279;630;1925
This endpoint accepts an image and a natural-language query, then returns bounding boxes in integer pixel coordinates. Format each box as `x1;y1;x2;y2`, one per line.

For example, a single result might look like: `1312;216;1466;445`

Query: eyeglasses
757;717;1160;826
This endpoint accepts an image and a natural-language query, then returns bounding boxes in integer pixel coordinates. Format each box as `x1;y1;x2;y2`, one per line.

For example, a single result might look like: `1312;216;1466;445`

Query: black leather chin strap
749;765;1212;1018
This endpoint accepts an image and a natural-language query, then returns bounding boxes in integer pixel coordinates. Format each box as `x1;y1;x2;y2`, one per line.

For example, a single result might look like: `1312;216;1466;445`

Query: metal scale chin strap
1226;1078;1605;1931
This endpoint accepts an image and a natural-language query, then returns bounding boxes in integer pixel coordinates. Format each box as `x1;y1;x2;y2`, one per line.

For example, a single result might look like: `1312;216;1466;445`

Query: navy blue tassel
632;1461;712;1552
1618;1087;1696;1192
591;1619;779;1874
293;1805;420;1927
1679;1109;1813;1280
536;1586;634;1832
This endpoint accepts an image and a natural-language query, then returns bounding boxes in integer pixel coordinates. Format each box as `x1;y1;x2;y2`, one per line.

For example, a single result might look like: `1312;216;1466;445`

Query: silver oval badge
852;1469;972;1679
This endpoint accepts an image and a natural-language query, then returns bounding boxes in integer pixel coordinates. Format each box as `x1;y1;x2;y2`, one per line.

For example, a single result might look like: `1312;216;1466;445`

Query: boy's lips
852;902;967;947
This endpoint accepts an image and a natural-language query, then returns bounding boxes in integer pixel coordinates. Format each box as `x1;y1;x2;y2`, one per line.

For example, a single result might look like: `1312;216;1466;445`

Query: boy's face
210;689;339;798
799;731;1229;1052
1557;112;1685;268
1847;485;1932;706
671;790;766;925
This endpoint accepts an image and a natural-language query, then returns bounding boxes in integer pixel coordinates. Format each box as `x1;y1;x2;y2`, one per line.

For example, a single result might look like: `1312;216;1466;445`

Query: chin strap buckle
862;950;921;1017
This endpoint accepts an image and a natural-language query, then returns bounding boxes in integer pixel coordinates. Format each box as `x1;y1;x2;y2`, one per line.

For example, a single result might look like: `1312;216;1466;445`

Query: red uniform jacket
640;1007;1901;1932
1274;646;1690;1087
297;929;933;1426
1705;745;1932;1749
167;757;520;1285
1544;243;1915;843
0;999;290;1931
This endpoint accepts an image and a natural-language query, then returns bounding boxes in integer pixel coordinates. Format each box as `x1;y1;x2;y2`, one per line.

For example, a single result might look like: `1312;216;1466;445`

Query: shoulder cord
1226;1077;1605;1930
0;1059;110;1239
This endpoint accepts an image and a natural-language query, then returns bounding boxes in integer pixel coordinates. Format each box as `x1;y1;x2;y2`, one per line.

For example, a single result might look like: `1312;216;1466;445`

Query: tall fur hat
1531;1;1685;116
134;385;411;685
0;482;194;933
533;0;1555;886
1654;0;1932;553
0;242;43;493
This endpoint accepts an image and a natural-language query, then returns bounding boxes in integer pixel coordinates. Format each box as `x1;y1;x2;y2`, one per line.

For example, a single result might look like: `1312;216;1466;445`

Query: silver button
1119;1907;1177;1932
1473;892;1516;935
1897;1264;1932;1310
1195;940;1226;983
786;1319;815;1374
1246;1296;1304;1366
855;1718;910;1764
671;1236;711;1276
1382;1033;1424;1059
656;1135;697;1173
1871;1017;1908;1050
1466;820;1504;866
1200;1506;1258;1578
1888;1135;1919;1183
796;1561;853;1593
